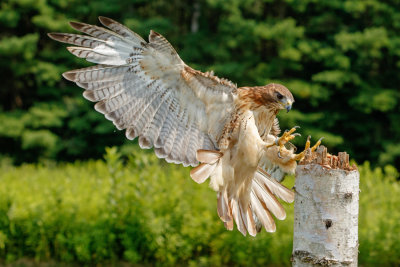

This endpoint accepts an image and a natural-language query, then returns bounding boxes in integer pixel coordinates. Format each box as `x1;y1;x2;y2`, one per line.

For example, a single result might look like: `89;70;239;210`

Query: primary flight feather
49;17;321;236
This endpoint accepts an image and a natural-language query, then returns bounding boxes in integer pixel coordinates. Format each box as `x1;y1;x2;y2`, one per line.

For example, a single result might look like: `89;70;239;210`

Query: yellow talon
292;136;324;161
270;126;301;158
311;137;323;151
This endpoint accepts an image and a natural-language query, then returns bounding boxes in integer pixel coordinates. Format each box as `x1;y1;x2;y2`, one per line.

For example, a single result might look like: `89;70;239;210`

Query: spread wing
48;17;236;167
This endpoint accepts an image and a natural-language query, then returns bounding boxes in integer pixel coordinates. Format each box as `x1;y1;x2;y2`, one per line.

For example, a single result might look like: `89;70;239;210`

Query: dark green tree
0;0;399;169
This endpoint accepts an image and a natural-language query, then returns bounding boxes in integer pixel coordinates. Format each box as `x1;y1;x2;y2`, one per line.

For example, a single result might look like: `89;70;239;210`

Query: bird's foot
267;126;301;158
292;136;324;161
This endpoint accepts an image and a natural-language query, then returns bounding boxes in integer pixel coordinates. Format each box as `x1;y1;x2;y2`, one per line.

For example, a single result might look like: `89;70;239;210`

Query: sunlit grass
0;148;398;266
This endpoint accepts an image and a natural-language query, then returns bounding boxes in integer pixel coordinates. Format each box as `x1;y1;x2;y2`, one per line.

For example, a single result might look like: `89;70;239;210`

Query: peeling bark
292;146;359;267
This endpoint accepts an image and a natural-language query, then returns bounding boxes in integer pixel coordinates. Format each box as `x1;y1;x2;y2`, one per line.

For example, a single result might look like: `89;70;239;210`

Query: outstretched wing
49;17;236;167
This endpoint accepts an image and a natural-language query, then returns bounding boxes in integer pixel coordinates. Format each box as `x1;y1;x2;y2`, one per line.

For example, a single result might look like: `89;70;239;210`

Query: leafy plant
0;149;398;266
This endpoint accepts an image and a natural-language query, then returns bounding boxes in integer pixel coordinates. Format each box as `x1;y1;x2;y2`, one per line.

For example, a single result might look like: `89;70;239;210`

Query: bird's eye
277;93;283;100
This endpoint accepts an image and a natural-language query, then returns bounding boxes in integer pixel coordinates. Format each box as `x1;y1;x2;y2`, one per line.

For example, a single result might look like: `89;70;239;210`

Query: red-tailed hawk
49;17;321;236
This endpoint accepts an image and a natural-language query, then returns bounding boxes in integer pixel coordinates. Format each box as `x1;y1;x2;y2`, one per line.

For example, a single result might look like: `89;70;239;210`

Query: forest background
0;0;399;266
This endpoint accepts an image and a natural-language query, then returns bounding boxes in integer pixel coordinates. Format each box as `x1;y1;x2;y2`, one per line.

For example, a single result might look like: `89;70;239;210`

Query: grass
0;147;399;266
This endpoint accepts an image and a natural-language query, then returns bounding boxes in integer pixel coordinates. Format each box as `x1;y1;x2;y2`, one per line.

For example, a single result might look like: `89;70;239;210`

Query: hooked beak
285;100;292;113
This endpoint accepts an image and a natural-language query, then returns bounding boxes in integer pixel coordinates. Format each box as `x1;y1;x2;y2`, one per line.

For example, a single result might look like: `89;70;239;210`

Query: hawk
49;17;322;236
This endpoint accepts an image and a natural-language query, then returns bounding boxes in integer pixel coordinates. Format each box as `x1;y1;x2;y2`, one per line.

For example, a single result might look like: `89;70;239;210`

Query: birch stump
291;146;359;267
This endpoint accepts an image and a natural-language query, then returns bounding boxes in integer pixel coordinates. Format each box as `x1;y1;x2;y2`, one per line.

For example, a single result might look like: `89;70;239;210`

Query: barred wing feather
48;17;236;167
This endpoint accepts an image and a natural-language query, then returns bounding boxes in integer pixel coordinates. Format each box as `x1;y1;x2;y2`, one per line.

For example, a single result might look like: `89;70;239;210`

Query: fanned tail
216;168;294;236
250;169;294;234
188;149;294;236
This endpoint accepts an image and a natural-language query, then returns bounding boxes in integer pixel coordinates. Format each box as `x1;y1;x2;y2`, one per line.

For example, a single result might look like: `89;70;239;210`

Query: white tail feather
217;190;231;222
224;219;234;231
252;178;286;220
250;191;276;232
257;168;295;203
246;205;257;237
231;198;246;236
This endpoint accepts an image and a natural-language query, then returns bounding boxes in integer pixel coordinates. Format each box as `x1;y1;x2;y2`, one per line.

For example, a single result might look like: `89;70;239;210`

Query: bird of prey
48;17;321;236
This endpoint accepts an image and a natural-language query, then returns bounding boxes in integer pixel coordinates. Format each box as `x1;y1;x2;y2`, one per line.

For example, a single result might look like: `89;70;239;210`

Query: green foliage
358;162;400;266
0;148;398;266
0;0;399;169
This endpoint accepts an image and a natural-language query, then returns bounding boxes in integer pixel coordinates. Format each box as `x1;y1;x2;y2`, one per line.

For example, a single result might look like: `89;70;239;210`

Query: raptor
49;17;321;236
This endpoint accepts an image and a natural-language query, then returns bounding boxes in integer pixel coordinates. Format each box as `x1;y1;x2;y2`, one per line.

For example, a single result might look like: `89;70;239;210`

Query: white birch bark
292;147;359;267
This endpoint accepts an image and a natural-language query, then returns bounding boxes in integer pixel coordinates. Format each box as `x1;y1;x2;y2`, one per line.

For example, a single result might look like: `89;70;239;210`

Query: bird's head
265;83;295;113
238;83;294;112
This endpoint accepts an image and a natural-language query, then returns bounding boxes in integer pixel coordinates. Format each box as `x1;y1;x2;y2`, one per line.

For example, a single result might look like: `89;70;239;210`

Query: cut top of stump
298;145;357;171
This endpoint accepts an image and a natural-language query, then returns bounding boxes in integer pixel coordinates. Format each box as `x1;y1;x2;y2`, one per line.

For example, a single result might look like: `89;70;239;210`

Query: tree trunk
292;146;359;267
191;1;200;33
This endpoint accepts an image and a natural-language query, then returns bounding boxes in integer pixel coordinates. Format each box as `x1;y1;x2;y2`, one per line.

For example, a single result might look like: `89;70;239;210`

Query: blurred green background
0;0;400;266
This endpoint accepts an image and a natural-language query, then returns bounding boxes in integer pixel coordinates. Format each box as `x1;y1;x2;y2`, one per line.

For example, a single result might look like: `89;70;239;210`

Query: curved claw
304;135;311;149
274;126;303;156
291;135;324;162
310;137;324;152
